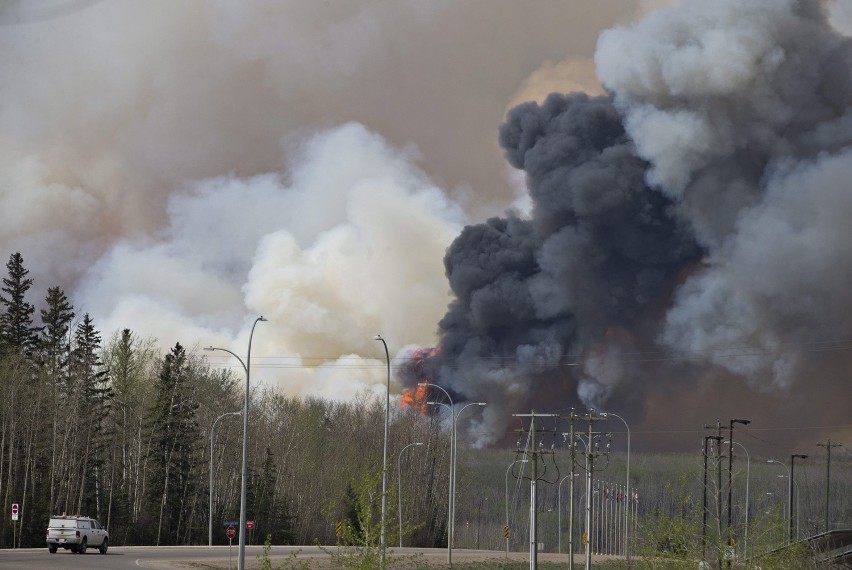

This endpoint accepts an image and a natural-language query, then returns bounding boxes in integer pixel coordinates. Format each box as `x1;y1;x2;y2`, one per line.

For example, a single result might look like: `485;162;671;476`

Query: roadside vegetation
0;250;848;570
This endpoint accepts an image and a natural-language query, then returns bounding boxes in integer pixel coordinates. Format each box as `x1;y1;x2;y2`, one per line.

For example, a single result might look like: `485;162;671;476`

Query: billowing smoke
0;1;632;400
406;0;852;447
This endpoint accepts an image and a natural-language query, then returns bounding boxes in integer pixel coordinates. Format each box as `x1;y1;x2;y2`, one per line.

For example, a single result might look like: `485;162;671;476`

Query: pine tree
39;286;75;522
0;252;39;355
69;314;112;518
39;286;74;381
149;343;200;545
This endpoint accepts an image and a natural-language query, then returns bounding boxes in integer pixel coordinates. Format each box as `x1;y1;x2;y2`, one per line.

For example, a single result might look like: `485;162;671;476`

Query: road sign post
227;525;235;570
11;503;18;521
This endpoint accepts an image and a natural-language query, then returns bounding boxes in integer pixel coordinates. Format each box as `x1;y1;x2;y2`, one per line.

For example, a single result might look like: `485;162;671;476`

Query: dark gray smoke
404;0;852;448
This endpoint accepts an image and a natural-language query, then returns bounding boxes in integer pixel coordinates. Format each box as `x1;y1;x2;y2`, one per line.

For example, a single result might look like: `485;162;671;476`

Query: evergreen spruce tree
0;252;40;355
39;286;75;523
69;314;112;518
149;343;200;545
39;286;74;381
252;447;296;545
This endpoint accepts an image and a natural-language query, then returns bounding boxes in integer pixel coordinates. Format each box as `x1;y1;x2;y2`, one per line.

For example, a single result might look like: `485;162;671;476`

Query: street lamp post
505;459;529;557
725;440;750;558
766;460;790;526
452;401;486;552
420;382;485;565
789;454;807;542
425;397;453;564
600;412;630;559
398;442;423;548
558;474;578;554
727;419;750;562
373;335;391;567
204;315;266;570
210;411;241;546
777;475;801;539
768;455;807;543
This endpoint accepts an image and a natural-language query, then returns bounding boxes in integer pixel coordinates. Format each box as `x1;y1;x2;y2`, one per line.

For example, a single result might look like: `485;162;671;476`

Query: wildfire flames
401;384;431;414
400;346;440;415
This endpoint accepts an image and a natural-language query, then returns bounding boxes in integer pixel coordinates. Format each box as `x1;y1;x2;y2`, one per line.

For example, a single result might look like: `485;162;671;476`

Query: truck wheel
48;545;57;554
77;538;87;553
99;538;108;554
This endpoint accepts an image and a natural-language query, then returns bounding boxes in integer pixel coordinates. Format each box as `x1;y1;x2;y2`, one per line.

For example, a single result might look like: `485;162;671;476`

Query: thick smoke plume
406;0;852;448
0;1;631;400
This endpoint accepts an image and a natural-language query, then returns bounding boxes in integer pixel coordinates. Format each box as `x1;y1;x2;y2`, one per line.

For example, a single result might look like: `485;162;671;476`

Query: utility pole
577;411;608;570
727;418;750;567
702;421;723;568
513;411;557;570
817;440;842;532
568;412;576;570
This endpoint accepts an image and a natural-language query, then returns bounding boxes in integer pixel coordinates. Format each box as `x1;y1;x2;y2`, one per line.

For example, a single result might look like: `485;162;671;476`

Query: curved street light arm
420;382;454;564
205;346;247;374
205;315;265;570
373;334;391;566
397;442;423;548
209;411;241;546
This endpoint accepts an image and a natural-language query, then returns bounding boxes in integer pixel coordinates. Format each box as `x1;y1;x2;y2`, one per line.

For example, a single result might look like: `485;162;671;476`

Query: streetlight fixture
452;401;486;553
600;411;631;559
210;411;241;546
426;398;453;564
724;440;750;558
777;475;801;539
373;334;391;566
204;315;266;570
505;459;529;557
790;454;808;542
397;442;423;548
768;455;807;543
727;419;750;558
766;459;790;524
557;473;579;554
420;381;485;565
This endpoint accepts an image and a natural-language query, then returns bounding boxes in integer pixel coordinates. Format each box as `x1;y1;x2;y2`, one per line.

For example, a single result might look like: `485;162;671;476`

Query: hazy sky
0;0;642;398
6;0;852;455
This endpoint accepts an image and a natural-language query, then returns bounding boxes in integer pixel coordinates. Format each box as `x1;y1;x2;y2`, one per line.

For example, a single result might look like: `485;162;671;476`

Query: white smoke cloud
0;0;637;400
595;0;822;196
74;122;464;396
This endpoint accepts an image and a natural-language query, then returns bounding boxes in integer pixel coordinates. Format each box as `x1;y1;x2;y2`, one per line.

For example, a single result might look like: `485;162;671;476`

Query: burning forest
400;0;852;451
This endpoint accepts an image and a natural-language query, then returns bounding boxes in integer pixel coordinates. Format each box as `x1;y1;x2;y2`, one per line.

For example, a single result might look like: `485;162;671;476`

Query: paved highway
0;545;595;568
0;545;298;569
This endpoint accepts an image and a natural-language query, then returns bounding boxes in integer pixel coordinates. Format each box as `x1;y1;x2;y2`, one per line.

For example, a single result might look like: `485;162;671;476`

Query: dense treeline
0;252;451;548
1;250;850;558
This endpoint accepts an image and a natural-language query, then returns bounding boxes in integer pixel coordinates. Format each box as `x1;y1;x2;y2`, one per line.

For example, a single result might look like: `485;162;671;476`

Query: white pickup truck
45;515;109;554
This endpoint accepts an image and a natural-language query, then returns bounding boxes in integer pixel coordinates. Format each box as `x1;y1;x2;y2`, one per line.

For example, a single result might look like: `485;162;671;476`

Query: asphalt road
0;545;600;569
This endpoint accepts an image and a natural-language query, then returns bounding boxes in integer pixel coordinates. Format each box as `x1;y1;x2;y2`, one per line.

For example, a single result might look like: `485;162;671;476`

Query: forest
0;249;850;564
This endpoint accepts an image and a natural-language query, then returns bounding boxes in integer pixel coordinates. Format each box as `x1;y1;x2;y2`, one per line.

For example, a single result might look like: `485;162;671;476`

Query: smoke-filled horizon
5;0;852;454
401;0;852;454
0;1;633;403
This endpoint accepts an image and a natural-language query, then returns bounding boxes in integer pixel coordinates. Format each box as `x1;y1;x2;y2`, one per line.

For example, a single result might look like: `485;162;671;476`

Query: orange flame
401;384;431;415
400;346;441;415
